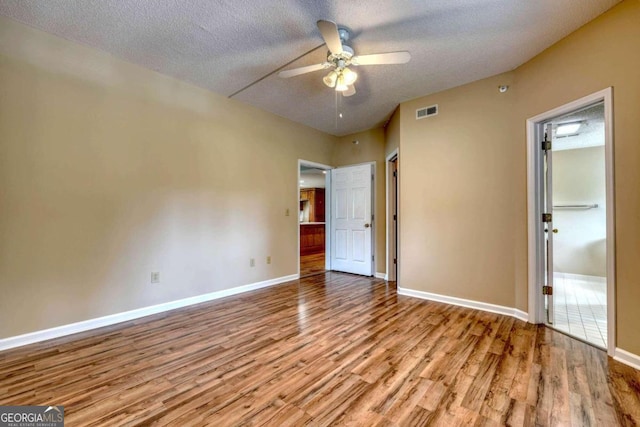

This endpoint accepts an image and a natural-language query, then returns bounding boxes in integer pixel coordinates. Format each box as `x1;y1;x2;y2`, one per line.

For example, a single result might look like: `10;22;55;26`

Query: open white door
542;123;554;324
331;164;373;276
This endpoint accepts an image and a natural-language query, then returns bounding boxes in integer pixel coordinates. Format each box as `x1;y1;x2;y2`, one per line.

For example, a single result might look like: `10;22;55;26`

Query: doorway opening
527;88;615;354
298;160;376;279
544;103;608;348
386;149;399;282
299;161;331;278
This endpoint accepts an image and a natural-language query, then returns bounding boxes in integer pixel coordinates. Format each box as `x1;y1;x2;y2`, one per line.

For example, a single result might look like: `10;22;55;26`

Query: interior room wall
552;146;607;277
399;72;518;308
0;16;337;339
332;128;387;274
399;0;640;355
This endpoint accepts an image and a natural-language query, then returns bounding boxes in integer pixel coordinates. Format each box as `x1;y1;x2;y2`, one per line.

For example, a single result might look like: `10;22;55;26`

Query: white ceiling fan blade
352;51;411;66
343;85;356;97
278;63;330;78
317;20;343;55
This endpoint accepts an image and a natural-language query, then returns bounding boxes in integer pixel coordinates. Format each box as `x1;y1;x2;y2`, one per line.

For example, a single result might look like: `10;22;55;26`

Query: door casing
386;149;399;282
525;87;615;356
298;159;333;276
297;159;376;277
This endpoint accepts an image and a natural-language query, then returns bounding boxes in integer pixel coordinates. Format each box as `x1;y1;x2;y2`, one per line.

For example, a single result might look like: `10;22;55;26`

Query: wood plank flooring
300;252;325;278
1;272;639;426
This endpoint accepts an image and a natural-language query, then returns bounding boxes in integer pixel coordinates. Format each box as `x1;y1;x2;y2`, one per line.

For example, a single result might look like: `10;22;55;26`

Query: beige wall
0;17;337;339
400;72;517;308
398;0;640;354
553;146;607;277
332;128;387;274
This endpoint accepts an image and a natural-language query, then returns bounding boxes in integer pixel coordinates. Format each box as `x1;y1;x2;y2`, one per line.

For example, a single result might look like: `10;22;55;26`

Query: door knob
364;224;370;228
553;229;558;233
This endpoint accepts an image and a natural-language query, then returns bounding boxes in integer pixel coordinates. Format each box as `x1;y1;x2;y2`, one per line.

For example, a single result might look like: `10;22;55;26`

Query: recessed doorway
386;149;399;282
527;88;615;354
299;161;330;278
545;103;608;347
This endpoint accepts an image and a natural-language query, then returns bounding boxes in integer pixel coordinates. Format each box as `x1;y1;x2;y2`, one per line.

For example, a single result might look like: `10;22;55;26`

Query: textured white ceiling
552;103;605;151
0;0;620;136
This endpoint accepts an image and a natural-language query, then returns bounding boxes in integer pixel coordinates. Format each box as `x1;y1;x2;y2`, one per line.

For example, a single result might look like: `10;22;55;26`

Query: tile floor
551;273;607;348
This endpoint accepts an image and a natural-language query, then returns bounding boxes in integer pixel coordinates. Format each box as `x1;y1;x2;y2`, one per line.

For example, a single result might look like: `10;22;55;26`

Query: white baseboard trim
513;309;530;322
398;287;530;323
0;274;299;352
375;272;388;280
613;348;640;371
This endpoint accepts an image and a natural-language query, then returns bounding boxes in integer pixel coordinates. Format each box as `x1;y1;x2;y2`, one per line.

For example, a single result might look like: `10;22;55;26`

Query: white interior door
331;164;373;276
543;123;554;324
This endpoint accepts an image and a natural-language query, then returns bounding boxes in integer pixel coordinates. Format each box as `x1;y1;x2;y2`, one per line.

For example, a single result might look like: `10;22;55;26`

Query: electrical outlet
151;272;160;283
250;258;255;267
266;256;271;264
285;208;290;216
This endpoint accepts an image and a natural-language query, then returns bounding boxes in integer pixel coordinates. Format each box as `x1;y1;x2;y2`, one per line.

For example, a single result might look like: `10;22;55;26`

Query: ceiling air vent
416;104;438;120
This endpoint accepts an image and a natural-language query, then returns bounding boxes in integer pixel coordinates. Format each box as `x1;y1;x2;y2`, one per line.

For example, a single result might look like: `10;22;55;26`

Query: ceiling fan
278;20;411;97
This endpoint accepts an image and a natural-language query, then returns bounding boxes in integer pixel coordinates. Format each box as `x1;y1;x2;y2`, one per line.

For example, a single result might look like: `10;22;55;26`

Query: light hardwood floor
1;272;639;426
300;252;325;277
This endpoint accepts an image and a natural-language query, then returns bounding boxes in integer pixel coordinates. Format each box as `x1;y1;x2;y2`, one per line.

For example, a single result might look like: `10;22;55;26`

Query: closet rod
553;204;598;209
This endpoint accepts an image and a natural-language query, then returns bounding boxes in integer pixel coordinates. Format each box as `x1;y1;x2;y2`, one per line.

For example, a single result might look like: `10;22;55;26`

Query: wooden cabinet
300;224;325;255
310;188;325;223
300;188;325;223
300;187;325;255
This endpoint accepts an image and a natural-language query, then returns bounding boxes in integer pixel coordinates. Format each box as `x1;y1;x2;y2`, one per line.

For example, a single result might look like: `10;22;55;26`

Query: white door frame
526;87;615;355
298;159;333;275
386;149;399;282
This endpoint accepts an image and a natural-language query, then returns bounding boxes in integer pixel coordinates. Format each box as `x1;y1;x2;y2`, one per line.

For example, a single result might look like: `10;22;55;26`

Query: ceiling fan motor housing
338;27;350;43
328;45;354;67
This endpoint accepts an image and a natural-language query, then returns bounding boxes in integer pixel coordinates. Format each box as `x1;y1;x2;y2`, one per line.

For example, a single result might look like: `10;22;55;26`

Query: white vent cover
416;104;438;120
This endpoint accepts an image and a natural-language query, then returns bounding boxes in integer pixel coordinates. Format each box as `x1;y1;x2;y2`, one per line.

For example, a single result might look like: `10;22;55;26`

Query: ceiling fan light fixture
278;20;410;100
335;74;348;92
342;67;358;85
323;70;338;88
